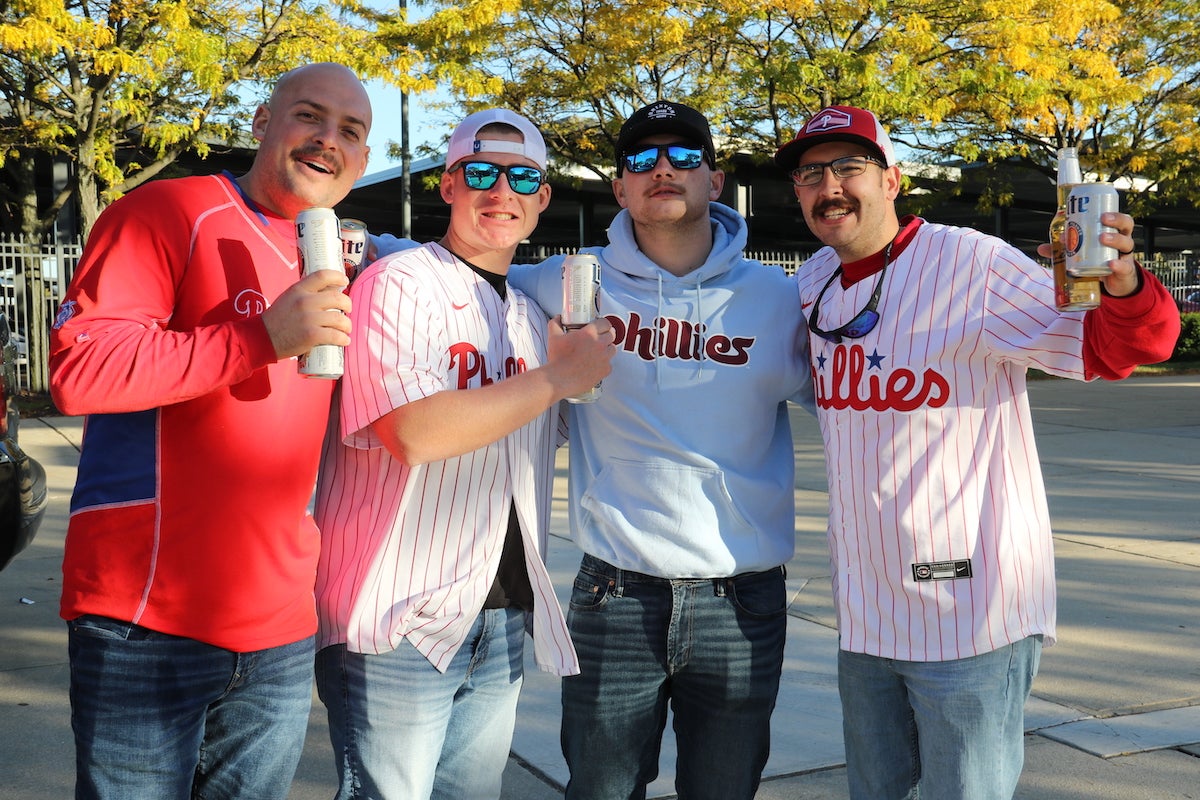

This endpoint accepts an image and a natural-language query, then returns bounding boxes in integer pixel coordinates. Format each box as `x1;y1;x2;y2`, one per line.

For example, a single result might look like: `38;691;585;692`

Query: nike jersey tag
911;559;973;582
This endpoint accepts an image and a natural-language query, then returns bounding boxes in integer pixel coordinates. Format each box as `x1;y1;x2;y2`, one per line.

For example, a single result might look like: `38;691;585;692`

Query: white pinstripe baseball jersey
800;220;1086;662
313;242;578;676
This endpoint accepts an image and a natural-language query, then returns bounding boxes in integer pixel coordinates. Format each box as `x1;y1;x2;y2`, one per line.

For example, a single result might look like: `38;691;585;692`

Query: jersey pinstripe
800;221;1086;662
314;242;577;676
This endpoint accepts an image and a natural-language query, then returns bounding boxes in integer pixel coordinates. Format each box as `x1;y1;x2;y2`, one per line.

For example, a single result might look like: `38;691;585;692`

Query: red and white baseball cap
446;108;548;171
774;106;896;171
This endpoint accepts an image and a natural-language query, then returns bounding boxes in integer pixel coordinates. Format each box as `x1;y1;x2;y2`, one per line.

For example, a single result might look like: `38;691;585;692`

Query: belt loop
611;566;624;598
713;578;728;598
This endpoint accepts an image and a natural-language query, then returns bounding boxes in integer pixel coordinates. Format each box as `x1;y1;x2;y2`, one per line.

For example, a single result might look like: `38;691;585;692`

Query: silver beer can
1065;183;1120;278
339;218;368;280
561;253;602;404
295;207;345;379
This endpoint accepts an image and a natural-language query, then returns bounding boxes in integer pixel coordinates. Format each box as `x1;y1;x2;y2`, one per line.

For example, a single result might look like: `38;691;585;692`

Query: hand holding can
296;207;346;379
561;254;603;403
1064;183;1120;278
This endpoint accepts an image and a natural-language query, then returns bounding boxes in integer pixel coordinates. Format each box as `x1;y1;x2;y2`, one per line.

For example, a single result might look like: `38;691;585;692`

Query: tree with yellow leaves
404;0;1200;220
6;0;1198;236
0;0;424;238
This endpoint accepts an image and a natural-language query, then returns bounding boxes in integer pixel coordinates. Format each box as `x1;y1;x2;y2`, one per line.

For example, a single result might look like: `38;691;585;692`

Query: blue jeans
561;554;787;800
838;635;1043;800
67;615;314;800
315;607;526;800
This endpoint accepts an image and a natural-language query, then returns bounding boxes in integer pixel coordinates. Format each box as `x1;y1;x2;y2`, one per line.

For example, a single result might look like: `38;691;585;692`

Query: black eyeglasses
449;161;545;195
808;241;892;343
621;144;706;174
791;156;884;187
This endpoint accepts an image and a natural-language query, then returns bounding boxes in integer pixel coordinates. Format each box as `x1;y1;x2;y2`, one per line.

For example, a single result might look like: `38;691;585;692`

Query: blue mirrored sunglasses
808;265;887;343
451;161;545;195
621;144;706;174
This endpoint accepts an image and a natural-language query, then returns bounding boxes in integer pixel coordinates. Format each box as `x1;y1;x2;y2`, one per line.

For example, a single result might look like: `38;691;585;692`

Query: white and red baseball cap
774;106;896;171
446;108;548;171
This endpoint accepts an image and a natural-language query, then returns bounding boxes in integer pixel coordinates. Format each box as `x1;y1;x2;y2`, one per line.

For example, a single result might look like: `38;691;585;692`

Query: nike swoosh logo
801;301;815;309
452;302;469;310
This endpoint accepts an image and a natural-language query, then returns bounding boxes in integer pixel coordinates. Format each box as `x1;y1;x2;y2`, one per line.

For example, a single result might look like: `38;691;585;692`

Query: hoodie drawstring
652;273;708;389
655;273;665;390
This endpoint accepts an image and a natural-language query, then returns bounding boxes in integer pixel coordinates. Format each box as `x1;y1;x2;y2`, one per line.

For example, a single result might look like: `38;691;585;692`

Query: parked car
1177;287;1200;314
0;312;47;571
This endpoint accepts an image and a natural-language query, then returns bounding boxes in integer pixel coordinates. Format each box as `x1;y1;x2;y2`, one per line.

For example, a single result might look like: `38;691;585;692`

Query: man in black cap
508;101;813;800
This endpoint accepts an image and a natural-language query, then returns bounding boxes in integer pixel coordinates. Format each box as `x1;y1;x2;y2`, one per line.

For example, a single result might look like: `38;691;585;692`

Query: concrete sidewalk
1;376;1197;799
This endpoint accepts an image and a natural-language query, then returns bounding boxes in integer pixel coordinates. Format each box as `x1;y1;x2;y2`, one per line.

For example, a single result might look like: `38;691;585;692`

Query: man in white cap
775;105;1180;800
312;108;615;800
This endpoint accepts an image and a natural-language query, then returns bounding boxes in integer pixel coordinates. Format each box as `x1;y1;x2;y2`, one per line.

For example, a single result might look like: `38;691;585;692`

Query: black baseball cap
615;101;716;174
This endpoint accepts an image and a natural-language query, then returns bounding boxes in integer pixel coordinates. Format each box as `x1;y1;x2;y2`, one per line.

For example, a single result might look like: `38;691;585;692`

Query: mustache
292;145;339;172
813;198;857;216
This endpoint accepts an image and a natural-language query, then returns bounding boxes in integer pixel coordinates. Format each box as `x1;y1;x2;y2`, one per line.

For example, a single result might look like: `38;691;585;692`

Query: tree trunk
75;143;102;242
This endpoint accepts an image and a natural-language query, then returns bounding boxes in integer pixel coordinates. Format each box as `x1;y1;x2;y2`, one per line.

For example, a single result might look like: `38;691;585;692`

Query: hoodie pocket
580;458;755;546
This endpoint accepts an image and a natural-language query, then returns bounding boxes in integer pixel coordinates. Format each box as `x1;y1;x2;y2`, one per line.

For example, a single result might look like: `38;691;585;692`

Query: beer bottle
1049;147;1101;310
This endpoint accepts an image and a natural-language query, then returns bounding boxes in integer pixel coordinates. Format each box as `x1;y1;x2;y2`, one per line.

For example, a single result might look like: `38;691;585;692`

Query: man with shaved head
49;62;372;799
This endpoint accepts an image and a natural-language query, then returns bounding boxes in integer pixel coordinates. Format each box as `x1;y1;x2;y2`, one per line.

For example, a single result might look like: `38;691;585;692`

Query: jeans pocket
69;615;172;641
568;572;615;612
728;570;787;619
69;614;137;640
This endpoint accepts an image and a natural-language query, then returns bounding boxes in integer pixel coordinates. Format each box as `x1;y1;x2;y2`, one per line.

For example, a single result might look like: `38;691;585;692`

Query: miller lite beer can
295;207;344;379
339;218;368;280
1065;183;1120;278
561;253;602;403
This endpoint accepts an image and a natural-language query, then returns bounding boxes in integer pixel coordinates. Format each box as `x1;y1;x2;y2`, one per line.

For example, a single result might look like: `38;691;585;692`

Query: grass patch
1132;360;1200;376
1021;361;1200;381
16;391;61;418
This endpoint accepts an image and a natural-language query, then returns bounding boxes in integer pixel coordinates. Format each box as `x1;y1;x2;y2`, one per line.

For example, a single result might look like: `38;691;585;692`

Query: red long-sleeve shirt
51;173;333;652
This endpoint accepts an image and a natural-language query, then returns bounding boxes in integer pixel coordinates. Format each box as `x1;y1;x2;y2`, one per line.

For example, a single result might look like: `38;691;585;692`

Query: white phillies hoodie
508;202;814;578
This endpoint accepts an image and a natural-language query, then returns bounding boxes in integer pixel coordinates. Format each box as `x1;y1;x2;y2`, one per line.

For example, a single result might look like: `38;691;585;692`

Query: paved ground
1;375;1198;799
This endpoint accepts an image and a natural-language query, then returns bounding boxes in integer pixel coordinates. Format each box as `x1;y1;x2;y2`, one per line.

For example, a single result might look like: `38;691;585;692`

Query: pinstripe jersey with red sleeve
800;216;1180;662
313;242;578;676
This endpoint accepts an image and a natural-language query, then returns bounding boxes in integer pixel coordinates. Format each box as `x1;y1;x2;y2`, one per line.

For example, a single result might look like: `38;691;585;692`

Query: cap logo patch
472;140;527;158
806;109;853;133
645;103;677;121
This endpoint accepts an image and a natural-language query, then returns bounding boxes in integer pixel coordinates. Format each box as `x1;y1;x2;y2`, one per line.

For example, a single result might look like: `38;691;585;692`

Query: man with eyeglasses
775;105;1180;800
508;101;813;800
312;108;615;800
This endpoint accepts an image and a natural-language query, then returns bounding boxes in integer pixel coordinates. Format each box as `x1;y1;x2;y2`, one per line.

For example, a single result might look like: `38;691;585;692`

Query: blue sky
363;81;449;176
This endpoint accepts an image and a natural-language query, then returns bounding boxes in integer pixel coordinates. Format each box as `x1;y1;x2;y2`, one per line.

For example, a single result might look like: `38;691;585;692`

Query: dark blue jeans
68;615;314;800
561;554;787;800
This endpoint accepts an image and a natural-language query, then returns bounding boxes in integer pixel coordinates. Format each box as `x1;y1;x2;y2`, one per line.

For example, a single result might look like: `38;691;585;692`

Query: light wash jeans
67;615;314;800
315;607;526;800
561;554;787;800
838;634;1043;800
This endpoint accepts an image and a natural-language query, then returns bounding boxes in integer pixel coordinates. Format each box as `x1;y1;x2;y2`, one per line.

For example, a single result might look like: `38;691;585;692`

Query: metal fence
3;235;1195;393
1;236;82;394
